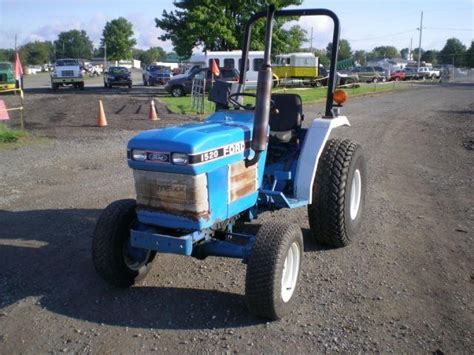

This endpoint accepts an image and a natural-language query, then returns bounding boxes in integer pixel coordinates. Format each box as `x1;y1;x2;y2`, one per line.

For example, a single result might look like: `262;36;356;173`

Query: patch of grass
159;95;216;116
158;82;410;115
0;124;25;143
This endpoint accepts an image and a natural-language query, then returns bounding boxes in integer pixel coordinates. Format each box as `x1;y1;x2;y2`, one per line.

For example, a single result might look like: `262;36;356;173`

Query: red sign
15;52;23;80
210;59;220;77
0;100;10;120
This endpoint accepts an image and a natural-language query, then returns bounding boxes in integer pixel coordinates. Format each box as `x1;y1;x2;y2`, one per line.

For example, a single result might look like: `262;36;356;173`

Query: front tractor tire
308;139;366;247
92;199;156;288
245;222;303;320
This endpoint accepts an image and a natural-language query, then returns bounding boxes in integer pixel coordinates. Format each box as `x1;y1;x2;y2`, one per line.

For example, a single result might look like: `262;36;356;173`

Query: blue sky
1;0;472;53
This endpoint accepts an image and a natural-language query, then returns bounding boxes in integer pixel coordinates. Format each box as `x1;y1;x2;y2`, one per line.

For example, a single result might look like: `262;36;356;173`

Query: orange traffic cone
97;100;108;127
148;99;159;121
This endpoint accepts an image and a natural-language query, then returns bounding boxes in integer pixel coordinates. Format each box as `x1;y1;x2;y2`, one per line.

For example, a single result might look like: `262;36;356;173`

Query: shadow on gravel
439;82;474;89
435;109;474;115
0;209;260;330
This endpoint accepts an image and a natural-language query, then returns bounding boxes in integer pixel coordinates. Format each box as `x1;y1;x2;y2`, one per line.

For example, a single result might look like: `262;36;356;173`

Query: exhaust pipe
246;5;276;167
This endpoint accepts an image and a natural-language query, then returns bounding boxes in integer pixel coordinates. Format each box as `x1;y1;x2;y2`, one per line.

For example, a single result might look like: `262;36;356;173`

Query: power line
347;29;418;42
424;27;473;32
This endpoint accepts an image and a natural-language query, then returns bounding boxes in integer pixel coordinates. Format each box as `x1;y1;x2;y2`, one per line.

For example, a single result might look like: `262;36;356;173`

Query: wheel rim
350;169;362;220
281;242;300;303
123;237;151;271
172;88;181;96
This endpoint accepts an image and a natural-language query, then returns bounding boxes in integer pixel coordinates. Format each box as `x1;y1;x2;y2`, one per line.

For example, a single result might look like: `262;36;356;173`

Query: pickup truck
51;58;84;90
0;62;17;90
417;67;440;79
143;65;172;86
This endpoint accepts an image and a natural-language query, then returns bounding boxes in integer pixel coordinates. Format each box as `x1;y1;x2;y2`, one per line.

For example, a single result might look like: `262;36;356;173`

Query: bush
0;125;25;143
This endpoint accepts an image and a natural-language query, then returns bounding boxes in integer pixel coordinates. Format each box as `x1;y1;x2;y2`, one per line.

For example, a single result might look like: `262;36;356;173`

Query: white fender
294;116;350;203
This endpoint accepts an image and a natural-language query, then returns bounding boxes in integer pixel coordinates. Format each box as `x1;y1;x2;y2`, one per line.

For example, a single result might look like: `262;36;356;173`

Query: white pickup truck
417;67;440;79
51;58;84;90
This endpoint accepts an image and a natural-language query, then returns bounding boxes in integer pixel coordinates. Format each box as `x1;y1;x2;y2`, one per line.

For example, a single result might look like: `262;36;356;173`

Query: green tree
0;48;15;62
400;48;409;60
132;48;145;60
354;49;366;65
139;47;167;66
420;50;439;65
465;41;474;68
20;41;54;65
313;49;329;67
155;0;303;58
439;38;466;66
368;46;399;59
54;30;93;59
102;17;137;61
326;39;352;61
273;25;307;53
412;47;424;61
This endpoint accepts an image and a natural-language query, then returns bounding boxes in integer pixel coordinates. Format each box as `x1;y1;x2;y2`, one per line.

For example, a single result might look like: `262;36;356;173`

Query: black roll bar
239;8;340;118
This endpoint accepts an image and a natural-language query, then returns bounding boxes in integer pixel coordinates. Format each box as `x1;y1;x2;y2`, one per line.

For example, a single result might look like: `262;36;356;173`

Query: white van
189;50;264;88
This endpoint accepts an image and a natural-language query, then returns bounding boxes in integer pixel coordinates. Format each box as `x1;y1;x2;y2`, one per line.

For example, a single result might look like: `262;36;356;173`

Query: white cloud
284;15;334;49
1;12;173;52
127;13;173;51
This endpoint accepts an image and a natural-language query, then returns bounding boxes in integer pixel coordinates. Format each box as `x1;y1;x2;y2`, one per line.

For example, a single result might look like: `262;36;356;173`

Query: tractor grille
61;70;74;77
0;74;7;82
133;170;209;220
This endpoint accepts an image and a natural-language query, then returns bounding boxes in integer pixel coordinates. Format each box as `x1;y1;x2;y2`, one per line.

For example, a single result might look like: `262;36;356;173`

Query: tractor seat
269;93;303;143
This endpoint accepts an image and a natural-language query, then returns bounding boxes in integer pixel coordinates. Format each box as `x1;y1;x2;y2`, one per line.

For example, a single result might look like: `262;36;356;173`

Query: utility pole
409;38;413;61
14;33;17;52
417;11;423;70
103;42;107;71
310;27;313;52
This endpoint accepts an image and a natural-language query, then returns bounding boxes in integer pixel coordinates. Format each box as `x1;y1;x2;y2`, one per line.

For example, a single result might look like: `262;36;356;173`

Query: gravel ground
0;82;472;353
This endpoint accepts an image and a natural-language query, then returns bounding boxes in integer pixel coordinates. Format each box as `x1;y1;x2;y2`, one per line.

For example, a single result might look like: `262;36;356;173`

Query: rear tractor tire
245;222;303;320
308;138;366;247
92;199;156;288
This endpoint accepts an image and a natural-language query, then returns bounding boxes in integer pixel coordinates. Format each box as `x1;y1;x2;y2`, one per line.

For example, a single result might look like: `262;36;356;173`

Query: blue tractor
92;6;366;320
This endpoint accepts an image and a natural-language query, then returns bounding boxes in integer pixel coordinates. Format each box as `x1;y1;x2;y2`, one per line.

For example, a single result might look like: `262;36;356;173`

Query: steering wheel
228;92;277;112
228;92;257;110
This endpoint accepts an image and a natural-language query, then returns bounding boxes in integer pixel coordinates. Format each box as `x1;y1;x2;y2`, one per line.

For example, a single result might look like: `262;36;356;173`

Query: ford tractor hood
128;111;254;154
127;111;256;174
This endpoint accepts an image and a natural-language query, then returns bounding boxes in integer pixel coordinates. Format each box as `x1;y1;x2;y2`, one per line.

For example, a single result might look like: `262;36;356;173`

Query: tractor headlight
171;153;188;165
132;149;147;161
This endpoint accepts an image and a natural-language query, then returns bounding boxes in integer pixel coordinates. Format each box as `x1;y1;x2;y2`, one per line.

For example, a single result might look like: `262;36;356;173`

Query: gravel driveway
0;83;472;353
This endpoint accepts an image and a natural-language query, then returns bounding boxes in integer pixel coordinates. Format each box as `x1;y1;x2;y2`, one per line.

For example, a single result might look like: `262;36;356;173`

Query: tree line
0;17;172;67
1;0;473;68
316;38;473;68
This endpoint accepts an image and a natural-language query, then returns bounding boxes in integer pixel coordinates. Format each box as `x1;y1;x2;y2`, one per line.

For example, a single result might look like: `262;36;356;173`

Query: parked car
337;70;359;85
351;66;385;82
314;67;358;87
104;66;132;88
373;66;388;81
165;67;239;97
143;65;172;86
402;67;420;80
389;70;406;81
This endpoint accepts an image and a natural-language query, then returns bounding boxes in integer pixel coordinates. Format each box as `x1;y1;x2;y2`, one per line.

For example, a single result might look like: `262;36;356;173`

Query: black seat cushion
269;93;303;143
